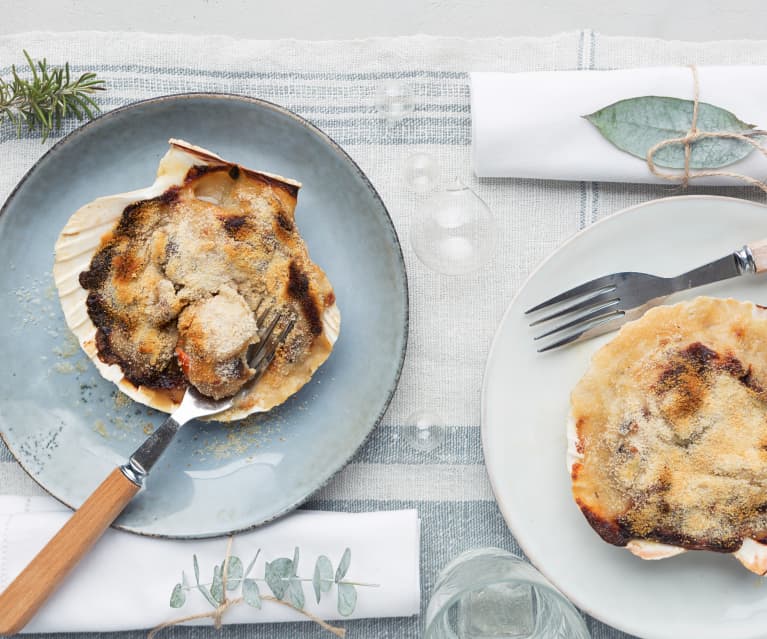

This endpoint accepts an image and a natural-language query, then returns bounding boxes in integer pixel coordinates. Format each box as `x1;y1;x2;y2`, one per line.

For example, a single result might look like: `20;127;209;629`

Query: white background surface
2;0;767;41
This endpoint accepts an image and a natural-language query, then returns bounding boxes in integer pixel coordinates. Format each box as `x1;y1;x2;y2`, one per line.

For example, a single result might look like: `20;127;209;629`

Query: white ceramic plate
482;195;767;639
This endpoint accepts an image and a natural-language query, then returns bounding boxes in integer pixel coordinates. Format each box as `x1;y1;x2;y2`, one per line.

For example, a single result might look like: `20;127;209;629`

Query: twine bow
148;537;346;639
646;65;767;193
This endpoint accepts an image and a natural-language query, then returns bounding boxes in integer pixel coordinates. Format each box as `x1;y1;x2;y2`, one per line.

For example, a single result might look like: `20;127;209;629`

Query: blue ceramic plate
0;94;408;538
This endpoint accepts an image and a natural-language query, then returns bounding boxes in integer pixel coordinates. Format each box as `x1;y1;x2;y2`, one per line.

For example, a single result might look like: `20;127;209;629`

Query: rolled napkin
0;497;420;633
471;66;767;184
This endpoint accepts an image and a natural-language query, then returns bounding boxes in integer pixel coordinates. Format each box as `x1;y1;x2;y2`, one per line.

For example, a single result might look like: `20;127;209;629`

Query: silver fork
0;308;295;636
526;239;767;353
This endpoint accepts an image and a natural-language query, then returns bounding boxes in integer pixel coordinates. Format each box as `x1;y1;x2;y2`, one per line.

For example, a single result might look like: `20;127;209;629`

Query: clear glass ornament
403;152;439;193
410;179;498;275
403;409;446;452
374;80;415;123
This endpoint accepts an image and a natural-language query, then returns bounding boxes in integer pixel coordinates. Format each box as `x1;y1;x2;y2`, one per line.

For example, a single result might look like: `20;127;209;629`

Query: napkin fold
0;497;420;633
471;66;767;184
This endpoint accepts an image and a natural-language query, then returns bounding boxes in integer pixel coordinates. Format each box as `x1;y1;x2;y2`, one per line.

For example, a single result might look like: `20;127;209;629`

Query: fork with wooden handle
0;310;294;636
526;238;767;352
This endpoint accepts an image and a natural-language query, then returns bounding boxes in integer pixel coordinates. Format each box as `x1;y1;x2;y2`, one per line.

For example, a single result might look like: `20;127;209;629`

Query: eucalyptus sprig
154;546;379;638
0;50;105;141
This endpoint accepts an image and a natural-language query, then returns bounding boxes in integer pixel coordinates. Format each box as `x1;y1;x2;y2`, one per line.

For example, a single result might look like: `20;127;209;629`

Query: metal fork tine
534;307;625;341
245;312;278;365
252;319;296;374
525;277;617;315
528;291;620;327
276;318;296;344
536;314;626;353
256;305;272;333
536;330;582;352
250;313;283;368
236;313;295;400
261;312;281;340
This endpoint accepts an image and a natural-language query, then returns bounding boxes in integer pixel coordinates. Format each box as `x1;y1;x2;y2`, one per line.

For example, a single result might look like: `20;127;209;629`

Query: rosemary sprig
0;50;105;141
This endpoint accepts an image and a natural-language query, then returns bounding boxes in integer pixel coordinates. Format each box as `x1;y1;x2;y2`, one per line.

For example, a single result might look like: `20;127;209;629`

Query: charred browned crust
577;500;755;553
577;499;631;547
79;162;333;398
287;261;323;337
571;299;767;555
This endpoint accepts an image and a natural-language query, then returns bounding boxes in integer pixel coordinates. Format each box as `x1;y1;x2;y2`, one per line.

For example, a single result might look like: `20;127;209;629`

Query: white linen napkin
470;66;767;184
0;497;420;633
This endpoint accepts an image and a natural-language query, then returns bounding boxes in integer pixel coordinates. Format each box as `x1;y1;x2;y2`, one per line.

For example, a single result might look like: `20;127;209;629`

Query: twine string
147;537;346;639
645;65;767;194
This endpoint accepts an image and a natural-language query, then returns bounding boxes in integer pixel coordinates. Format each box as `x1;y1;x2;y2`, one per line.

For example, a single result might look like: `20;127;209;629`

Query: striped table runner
3;30;767;639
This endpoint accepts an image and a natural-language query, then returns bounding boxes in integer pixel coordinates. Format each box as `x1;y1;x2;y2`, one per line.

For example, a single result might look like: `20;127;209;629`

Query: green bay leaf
584;96;760;169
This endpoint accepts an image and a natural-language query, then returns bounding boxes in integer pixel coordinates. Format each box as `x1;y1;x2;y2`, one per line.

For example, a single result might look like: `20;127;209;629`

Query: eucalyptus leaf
196;583;219;609
192;556;218;608
312;567;322;604
169;583;186;608
287;578;306;610
211;565;224;604
337;583;357;617
242;579;262;609
244;550;261;579
223;556;243;590
265;558;293;599
292;547;300;576
313;555;334;603
584;96;761;169
193;555;200;584
335;548;351;583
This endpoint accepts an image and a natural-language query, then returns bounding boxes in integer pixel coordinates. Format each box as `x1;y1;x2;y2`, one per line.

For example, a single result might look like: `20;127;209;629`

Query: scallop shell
53;139;340;421
566;337;767;576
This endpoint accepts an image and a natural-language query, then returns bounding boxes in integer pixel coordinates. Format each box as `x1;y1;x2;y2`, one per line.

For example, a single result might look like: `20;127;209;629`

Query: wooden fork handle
746;239;767;273
0;468;139;635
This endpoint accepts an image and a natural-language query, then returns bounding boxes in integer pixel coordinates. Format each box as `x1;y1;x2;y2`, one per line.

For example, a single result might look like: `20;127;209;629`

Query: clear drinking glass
410;179;498;276
424;548;591;639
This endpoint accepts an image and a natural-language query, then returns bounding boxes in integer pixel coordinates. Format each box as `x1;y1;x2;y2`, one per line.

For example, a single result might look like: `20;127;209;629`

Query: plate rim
0;92;409;538
480;194;767;638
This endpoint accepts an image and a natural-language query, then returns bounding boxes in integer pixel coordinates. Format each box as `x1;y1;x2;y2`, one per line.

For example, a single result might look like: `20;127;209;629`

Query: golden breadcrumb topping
79;163;335;403
571;297;767;553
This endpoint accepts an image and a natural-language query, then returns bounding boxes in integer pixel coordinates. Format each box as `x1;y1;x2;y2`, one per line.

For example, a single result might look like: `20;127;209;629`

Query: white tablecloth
2;29;767;639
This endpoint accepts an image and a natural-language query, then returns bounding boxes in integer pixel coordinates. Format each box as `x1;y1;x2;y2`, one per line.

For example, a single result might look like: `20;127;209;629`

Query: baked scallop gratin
569;297;767;574
53;140;340;421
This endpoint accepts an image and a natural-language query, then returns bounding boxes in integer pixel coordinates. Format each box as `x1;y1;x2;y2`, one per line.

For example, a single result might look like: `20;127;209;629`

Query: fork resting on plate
526;238;767;352
0;306;294;635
